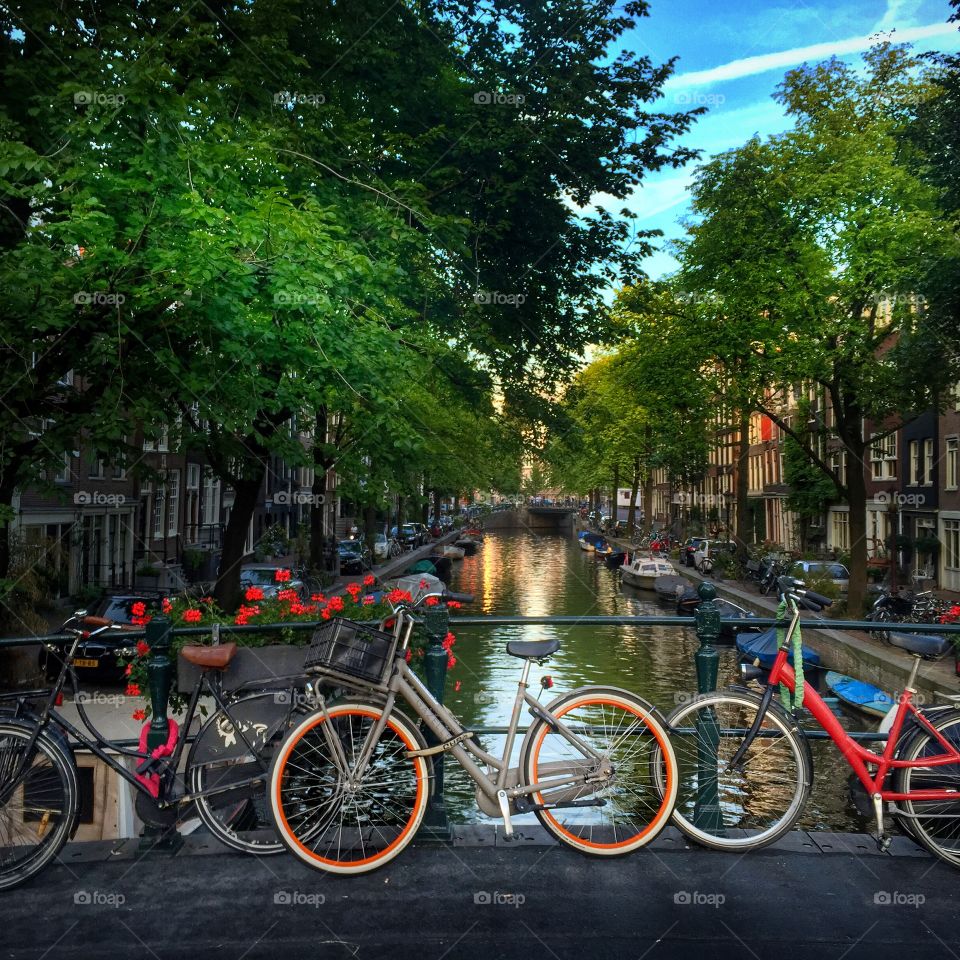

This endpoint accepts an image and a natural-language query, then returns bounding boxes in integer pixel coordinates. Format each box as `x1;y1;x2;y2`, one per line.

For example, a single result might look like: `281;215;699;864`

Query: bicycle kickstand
871;793;892;852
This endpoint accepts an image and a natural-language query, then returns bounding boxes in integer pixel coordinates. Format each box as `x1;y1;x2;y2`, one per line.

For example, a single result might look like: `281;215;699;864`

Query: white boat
578;538;596;552
620;555;677;590
440;544;466;560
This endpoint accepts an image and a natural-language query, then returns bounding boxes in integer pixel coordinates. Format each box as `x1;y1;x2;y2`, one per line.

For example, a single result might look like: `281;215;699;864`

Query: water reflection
442;530;865;831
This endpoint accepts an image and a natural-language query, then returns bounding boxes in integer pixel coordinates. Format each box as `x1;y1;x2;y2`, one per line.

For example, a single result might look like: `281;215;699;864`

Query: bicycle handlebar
776;576;833;612
444;591;474;604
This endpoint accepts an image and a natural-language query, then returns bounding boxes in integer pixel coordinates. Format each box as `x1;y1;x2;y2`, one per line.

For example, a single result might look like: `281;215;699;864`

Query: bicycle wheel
869;608;895;644
658;689;811;851
893;709;960;868
520;687;677;855
0;720;78;890
188;691;301;855
270;702;429;875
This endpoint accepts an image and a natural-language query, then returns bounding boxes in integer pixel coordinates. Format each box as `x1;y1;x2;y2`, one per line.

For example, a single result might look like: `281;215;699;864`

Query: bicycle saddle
506;639;559;660
180;642;238;669
886;632;951;658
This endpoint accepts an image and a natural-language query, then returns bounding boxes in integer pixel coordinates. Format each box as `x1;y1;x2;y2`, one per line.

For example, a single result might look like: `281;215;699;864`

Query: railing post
420;605;452;842
693;583;723;831
138;615;181;853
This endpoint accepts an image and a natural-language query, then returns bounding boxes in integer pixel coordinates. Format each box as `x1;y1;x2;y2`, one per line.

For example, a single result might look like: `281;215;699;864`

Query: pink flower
362;595;375;606
454;681;462;692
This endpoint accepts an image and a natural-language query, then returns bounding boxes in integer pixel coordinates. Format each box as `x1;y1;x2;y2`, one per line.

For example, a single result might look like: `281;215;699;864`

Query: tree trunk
309;407;328;573
397;495;405;530
434;488;442;528
626;457;640;534
611;465;620;526
735;408;751;548
845;441;869;615
214;469;264;613
363;502;376;554
0;479;15;580
642;474;654;535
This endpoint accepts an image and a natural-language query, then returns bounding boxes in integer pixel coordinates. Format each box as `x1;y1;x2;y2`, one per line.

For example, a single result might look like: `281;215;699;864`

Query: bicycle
0;617;309;890
658;576;960;867
268;592;679;874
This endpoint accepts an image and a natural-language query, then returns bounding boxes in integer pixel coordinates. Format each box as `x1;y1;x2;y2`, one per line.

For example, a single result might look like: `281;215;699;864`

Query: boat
578;531;605;552
463;527;485;540
455;537;479;555
604;550;628;570
439;544;465;560
593;539;616;558
825;671;895;719
653;574;687;600
736;627;821;670
620;555;676;589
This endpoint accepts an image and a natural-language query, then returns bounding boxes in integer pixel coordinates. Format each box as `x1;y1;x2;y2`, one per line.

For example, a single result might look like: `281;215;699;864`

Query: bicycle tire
893;709;960;868
520;686;677;855
657;689;812;851
269;701;429;875
0;720;78;890
188;690;302;855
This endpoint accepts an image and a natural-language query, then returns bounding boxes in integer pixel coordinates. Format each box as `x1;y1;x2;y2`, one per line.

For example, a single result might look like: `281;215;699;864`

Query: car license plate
71;658;99;668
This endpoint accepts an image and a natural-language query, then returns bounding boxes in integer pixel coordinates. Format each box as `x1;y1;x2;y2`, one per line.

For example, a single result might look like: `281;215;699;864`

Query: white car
693;540;737;574
373;532;401;561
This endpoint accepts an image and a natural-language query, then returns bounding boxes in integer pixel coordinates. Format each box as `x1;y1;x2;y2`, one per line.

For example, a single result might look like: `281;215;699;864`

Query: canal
441;528;867;832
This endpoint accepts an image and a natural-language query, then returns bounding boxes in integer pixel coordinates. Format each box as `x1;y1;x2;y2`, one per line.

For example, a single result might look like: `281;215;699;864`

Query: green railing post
419;605;452;842
693;582;723;831
138;615;181;853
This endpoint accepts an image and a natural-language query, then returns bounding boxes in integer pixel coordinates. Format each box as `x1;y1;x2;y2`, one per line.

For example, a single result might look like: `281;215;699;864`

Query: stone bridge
481;506;576;533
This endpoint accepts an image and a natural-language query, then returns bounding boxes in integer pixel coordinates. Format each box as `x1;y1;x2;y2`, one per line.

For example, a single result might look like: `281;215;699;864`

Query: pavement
5;826;959;959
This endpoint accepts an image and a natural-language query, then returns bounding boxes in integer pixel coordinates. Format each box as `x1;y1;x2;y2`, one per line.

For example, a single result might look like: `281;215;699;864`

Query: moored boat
604;549;628;570
825;671;895;719
736;626;821;670
439;544;466;560
620;555;676;589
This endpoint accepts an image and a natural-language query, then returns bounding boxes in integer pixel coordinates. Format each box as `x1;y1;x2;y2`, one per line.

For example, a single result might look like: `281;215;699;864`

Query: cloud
875;0;925;31
664;21;958;89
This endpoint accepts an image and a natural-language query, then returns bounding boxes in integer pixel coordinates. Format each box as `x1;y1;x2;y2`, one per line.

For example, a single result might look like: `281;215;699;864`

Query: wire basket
303;618;398;690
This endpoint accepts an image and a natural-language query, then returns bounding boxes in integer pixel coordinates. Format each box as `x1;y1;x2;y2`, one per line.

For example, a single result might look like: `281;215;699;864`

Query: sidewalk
5;826;957;959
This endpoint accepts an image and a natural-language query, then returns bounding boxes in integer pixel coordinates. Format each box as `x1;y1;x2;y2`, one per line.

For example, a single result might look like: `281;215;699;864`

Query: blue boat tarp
579;531;606;546
736;627;821;670
825;671;894;719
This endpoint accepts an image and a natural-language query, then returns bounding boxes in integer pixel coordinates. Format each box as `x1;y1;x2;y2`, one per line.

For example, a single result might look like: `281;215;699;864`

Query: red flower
131;615;151;627
386;589;412;605
346;582;362;597
131;601;146;618
124;663;132;676
404;649;412;662
201;596;214;604
328;596;344;612
161;597;173;614
183;609;202;624
125;683;141;697
132;709;146;722
321;608;331;620
277;588;298;602
363;575;375;587
245;586;265;602
425;595;439;607
136;640;149;656
419;579;429;589
235;614;249;625
454;680;462;692
362;595;375;606
310;593;326;603
447;600;461;609
447;655;457;669
274;569;291;583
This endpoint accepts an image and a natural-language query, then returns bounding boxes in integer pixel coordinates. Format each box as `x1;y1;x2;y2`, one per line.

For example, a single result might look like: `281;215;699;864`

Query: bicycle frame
327;654;612;810
765;615;960;804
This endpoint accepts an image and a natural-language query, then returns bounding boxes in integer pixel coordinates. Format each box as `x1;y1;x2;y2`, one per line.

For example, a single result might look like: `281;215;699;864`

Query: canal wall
482;508;575;533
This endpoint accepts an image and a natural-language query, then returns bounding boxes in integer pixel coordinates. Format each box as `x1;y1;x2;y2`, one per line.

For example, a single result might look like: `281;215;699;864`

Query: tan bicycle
268;592;678;874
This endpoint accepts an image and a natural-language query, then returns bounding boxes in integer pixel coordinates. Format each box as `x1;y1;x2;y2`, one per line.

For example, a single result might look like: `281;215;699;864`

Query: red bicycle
662;577;960;867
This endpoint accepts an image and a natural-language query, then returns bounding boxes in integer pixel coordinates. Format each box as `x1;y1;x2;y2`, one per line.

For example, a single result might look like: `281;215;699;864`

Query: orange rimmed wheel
269;703;429;875
520;687;677;855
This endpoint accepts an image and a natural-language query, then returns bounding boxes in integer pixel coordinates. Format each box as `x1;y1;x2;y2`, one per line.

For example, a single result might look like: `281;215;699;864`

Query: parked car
373;532;402;561
692;539;737;574
239;564;307;600
39;595;164;682
338;539;372;574
786;560;850;593
679;537;708;568
391;523;427;549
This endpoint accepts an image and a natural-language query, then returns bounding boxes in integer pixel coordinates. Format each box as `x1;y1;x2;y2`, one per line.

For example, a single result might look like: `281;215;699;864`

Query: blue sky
621;0;960;278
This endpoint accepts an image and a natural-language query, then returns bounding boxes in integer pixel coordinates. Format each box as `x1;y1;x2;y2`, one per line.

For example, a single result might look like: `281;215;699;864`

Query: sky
624;0;960;279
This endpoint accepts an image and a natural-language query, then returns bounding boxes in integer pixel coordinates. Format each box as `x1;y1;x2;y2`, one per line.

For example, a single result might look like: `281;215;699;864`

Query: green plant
182;548;204;574
136;562;161;577
915;535;940;556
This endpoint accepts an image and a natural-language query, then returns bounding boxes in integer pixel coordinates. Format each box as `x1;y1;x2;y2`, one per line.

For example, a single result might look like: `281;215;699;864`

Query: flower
345;582;362;598
277;588;298;602
124;663;133;676
245;586;265;602
201;596;214;604
183;609;202;624
125;683;141;697
161;597;173;614
386;589;412;605
454;680;462;692
328;596;344;612
131;601;147;618
442;632;456;651
310;593;326;603
419;579;429;589
425;595;439;607
405;649;412;662
363;574;375;587
362;595;375;606
447;600;461;609
136;640;149;656
274;569;291;583
132;709;146;722
321;608;331;620
447;655;457;669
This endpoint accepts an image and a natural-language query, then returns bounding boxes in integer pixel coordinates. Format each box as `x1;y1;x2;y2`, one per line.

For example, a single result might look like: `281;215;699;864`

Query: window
909;440;920;485
86;450;104;480
112;438;127;480
923;438;934;486
870;433;898;480
152;482;164;539
202;473;220;527
166;469;179;536
946;437;958;491
143;426;169;453
831;511;850;551
944;519;960;571
186;464;200;490
51;452;71;484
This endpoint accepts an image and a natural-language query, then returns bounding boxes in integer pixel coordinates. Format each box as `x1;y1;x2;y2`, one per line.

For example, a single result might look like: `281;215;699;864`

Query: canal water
441;529;867;832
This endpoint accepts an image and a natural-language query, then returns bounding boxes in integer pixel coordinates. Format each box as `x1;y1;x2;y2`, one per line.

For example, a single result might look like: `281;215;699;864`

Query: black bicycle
0;617;309;890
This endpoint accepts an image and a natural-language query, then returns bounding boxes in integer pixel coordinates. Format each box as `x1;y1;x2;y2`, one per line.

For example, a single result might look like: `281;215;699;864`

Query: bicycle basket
304;618;398;690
